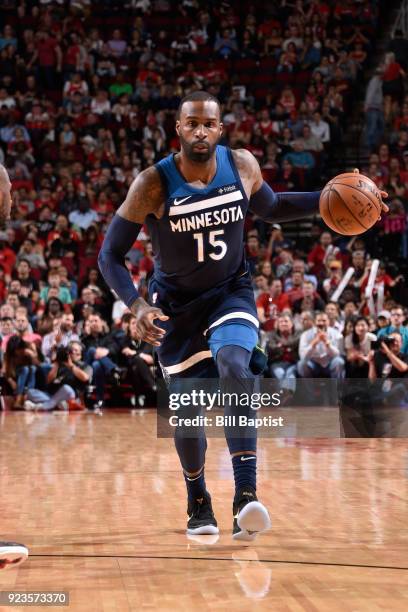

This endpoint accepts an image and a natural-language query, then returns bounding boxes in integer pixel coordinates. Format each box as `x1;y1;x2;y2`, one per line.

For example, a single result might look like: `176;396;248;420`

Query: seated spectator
253;273;269;301
2;334;41;409
299;124;323;153
286;271;305;306
58;265;78;301
322;260;343;300
377;306;408;354
265;225;288;260
274;246;293;279
50;229;79;262
324;302;343;332
16;239;47;270
279;86;297;114
284;140;316;171
59;122;76;148
69;197;99;231
63;72;89;103
91;89;111;116
284;259;317;291
41;312;79;362
376;310;391;331
24;341;92;411
292;281;325;314
36;297;65;336
6;279;32;314
40;271;72;305
2;313;41;351
310;111;330;145
120;315;156;406
266;313;300;393
256;279;290;331
295;309;315;333
214;28;238;59
109;71;133;98
0;316;14;342
107;29;127;58
81;313;123;408
0;231;16;276
344;317;376;378
73;286;105;321
298;312;345;379
308;231;340;278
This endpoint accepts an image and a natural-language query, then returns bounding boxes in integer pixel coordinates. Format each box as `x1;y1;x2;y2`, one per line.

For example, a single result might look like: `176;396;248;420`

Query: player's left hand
353;168;389;214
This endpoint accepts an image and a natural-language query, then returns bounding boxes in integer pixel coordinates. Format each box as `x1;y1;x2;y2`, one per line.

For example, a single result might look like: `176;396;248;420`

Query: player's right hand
132;302;169;346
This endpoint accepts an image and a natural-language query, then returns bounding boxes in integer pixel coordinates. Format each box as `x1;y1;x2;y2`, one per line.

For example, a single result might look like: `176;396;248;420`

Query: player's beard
179;134;218;163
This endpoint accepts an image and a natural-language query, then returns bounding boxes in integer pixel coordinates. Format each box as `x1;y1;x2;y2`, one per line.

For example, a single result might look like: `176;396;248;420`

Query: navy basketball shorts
148;272;259;380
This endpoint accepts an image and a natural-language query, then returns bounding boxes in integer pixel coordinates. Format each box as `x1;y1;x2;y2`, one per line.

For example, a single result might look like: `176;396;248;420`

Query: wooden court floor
0;410;407;611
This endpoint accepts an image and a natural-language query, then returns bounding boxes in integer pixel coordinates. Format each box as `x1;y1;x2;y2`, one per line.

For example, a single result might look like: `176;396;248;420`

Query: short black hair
177;90;221;119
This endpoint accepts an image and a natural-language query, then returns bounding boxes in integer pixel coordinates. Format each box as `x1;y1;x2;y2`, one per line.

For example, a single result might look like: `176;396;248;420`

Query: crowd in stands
0;0;407;410
363;30;408;258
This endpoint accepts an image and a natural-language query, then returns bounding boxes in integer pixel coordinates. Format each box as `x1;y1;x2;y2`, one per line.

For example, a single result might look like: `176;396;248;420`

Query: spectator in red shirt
360;261;404;298
308;231;341;278
256;278;290;331
265;313;300;393
322;259;343;300
382;52;406;100
286;271;306;306
35;30;62;90
0;231;16;276
138;241;154;279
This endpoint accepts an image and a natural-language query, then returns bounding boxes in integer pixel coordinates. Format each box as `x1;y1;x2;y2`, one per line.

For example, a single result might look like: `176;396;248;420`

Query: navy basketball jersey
147;145;249;293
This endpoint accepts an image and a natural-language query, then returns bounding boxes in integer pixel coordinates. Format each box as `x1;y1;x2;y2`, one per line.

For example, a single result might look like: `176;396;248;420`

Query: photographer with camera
376;306;408;355
368;332;408;406
23;341;92;411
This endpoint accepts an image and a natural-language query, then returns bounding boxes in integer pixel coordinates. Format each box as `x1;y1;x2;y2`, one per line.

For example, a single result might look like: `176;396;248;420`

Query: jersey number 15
193;230;227;262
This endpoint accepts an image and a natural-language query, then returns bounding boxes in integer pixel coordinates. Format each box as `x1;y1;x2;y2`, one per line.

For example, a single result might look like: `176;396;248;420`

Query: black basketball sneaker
232;487;271;542
0;541;28;569
187;492;219;535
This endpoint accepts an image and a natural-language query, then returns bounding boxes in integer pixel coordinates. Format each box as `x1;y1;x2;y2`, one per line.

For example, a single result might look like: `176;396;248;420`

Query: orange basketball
319;172;382;236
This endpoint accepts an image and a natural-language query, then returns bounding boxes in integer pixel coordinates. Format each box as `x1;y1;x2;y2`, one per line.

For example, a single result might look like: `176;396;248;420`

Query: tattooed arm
98;167;169;346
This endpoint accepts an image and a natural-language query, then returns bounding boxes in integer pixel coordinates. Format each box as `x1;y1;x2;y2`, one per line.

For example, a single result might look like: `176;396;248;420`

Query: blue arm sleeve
98;214;142;308
249;181;321;222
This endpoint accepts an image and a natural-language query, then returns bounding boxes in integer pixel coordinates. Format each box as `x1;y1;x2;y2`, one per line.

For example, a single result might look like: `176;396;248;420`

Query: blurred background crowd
0;0;407;410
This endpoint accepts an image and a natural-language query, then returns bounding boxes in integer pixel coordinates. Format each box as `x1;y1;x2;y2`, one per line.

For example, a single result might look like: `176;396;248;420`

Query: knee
91;361;101;373
62;384;75;399
297;359;307;377
217;346;250;378
272;366;285;380
330;356;344;369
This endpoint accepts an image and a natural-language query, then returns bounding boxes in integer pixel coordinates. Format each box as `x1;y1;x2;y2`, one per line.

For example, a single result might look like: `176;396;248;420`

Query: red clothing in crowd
381;213;407;234
37;36;58;67
383;61;402;82
256;291;290;331
139;256;154;277
0;246;16;276
360;272;394;297
307;244;341;276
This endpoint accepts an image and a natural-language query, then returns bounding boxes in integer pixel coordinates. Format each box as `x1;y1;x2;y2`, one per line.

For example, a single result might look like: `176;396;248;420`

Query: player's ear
219;122;223;136
175;120;181;136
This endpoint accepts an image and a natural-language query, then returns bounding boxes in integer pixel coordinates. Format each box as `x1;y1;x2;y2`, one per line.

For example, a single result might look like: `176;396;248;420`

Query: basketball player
98;91;389;540
0;164;29;568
